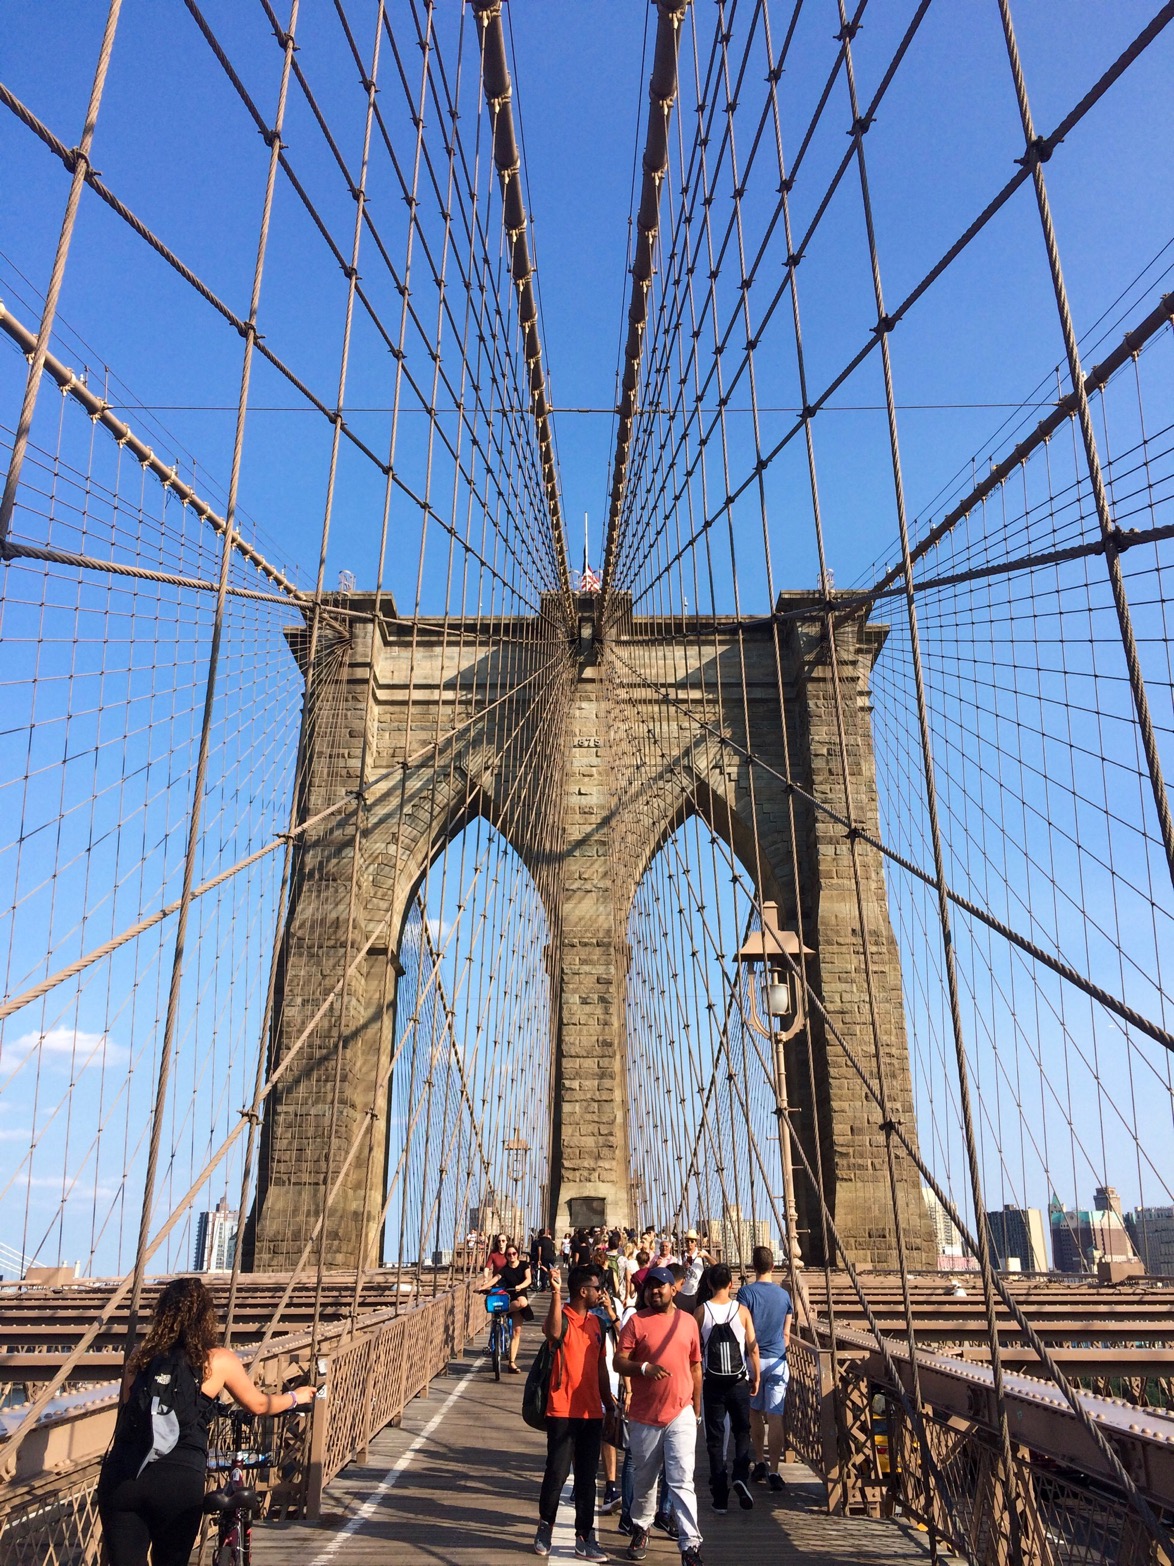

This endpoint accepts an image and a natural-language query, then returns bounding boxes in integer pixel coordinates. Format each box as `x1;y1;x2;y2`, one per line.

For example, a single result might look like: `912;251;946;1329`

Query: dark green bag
522;1320;565;1430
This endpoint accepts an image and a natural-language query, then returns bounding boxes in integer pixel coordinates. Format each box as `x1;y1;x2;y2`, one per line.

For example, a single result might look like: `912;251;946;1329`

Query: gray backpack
117;1349;201;1475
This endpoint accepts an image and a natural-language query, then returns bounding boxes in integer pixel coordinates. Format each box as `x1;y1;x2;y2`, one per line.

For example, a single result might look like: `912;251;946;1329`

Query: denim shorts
750;1352;789;1415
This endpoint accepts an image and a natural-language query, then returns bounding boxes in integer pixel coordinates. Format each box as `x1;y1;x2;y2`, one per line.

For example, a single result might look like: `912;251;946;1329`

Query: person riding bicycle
98;1275;314;1566
477;1241;533;1373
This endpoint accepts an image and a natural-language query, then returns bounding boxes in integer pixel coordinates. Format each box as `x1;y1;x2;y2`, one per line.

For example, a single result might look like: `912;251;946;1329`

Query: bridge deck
253;1330;932;1566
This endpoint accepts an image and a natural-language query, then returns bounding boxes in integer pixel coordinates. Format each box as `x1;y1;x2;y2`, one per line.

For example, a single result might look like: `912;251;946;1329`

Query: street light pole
736;903;812;1289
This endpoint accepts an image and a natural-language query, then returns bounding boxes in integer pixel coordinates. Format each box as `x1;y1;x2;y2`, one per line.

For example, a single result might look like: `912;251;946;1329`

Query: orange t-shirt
617;1307;701;1426
545;1308;604;1419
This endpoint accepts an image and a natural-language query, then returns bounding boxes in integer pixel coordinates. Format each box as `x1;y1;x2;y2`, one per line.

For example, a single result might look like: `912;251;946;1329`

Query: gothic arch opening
623;811;789;1267
381;815;555;1268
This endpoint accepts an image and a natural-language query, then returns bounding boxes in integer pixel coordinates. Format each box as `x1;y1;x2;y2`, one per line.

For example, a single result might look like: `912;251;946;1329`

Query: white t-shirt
679;1253;705;1295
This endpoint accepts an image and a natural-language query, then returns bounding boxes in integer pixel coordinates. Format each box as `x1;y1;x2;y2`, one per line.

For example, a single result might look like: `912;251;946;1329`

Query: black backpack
703;1307;746;1382
522;1321;566;1430
113;1348;201;1476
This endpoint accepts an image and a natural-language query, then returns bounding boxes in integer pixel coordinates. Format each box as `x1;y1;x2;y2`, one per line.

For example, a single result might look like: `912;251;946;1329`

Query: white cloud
426;917;453;947
4;1027;128;1070
25;1174;121;1198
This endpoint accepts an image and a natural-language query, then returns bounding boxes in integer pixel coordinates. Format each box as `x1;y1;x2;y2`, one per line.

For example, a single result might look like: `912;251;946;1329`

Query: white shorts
750;1353;789;1416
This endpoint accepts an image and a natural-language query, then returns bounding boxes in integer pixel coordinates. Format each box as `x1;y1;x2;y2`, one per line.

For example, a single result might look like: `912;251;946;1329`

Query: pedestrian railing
790;1323;1174;1566
0;1280;482;1564
307;1281;481;1512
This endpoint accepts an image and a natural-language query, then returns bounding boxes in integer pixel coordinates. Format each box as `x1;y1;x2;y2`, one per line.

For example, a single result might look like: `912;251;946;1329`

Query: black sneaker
682;1549;704;1566
711;1499;728;1515
751;1461;768;1484
617;1518;633;1536
627;1526;650;1561
733;1479;753;1510
768;1472;786;1493
653;1513;679;1540
534;1519;553;1556
602;1483;622;1515
576;1533;609;1562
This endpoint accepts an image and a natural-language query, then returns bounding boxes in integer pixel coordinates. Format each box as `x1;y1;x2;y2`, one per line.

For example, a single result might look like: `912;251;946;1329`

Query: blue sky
4;2;1170;597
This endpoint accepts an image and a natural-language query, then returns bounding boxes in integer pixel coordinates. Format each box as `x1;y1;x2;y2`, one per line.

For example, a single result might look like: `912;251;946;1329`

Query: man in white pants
614;1266;703;1566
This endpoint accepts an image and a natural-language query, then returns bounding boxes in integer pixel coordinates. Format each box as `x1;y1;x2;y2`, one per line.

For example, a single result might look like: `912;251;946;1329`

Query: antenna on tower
583;511;589;580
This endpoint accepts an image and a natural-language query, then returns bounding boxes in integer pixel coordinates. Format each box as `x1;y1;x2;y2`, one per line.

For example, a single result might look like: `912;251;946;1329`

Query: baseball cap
646;1265;675;1285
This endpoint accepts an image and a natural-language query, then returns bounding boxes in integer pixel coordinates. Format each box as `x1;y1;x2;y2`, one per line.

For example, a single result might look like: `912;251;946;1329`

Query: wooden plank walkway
254;1328;934;1566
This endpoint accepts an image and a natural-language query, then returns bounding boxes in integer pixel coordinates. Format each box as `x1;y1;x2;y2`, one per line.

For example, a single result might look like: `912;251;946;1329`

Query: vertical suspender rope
833;4;1024;1556
226;0;390;1351
127;0;303;1340
995;0;1174;894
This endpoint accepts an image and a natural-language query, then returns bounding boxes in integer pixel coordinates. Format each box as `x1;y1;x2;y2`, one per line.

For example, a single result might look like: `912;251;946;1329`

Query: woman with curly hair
98;1275;314;1566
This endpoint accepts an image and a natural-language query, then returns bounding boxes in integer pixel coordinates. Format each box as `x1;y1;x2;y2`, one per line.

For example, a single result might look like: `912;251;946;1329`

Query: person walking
534;1265;616;1562
614;1266;704;1566
538;1228;558;1292
695;1264;759;1514
591;1271;625;1515
739;1245;793;1490
98;1276;314;1566
675;1231;709;1315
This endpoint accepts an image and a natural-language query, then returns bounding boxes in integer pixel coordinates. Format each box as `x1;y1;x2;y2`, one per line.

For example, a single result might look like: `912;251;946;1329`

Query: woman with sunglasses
480;1241;533;1372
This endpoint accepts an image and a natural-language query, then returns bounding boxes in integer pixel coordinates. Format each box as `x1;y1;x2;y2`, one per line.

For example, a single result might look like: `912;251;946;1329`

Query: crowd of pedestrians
480;1226;793;1564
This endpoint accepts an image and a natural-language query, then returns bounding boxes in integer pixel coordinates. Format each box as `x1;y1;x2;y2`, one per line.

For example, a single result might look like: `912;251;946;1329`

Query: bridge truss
1;2;1173;1563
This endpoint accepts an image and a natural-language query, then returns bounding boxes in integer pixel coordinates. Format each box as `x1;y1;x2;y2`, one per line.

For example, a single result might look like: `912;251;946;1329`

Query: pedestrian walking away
614;1266;704;1566
98;1276;314;1566
738;1245;793;1490
695;1264;759;1514
534;1265;616;1563
537;1227;558;1291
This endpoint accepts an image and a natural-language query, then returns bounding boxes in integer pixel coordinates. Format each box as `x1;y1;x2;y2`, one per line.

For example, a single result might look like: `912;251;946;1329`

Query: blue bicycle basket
485;1289;511;1314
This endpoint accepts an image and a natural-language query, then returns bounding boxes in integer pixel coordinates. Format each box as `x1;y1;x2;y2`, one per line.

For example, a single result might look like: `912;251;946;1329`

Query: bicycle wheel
491;1319;501;1381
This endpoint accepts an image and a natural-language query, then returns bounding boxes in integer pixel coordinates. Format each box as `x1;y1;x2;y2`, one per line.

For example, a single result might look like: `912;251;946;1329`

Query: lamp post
504;1127;530;1234
735;902;813;1283
629;1173;643;1233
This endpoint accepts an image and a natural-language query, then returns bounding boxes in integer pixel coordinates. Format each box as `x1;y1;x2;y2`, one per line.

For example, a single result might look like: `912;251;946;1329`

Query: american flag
580;563;601;593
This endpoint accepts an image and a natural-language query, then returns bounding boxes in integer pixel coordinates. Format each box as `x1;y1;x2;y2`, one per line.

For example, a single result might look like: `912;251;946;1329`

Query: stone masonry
247;593;935;1271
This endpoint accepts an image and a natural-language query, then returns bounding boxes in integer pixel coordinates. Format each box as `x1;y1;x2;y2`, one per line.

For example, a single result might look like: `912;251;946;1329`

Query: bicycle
484;1286;513;1382
204;1407;306;1565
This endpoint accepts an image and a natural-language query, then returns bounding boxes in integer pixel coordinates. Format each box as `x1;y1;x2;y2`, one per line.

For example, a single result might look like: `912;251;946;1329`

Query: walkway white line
307;1355;485;1564
551;1475;577;1558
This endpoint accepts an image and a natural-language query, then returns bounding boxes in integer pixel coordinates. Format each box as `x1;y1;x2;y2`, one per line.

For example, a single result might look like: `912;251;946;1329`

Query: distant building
194;1196;238;1272
1126;1206;1174;1277
922;1184;976;1270
985;1205;1048;1273
1049;1186;1138;1274
698;1206;773;1269
468;1191;525;1245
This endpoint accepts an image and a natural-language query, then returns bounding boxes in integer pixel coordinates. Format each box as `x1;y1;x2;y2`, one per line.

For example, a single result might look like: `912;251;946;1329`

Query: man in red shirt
534;1265;616;1562
614;1267;703;1565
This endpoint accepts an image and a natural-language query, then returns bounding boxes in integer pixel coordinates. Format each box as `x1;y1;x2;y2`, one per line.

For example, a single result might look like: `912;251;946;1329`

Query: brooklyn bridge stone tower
248;592;934;1272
